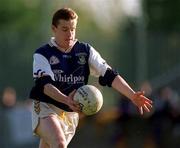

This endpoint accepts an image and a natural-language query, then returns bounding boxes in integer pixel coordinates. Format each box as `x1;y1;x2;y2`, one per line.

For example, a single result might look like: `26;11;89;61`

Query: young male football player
30;7;153;148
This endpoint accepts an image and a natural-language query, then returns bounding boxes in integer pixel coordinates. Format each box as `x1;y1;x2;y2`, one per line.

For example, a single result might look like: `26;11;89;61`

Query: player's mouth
65;38;73;41
65;39;74;44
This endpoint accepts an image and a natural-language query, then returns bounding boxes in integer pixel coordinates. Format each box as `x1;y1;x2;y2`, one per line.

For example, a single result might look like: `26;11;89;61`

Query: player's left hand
131;91;153;115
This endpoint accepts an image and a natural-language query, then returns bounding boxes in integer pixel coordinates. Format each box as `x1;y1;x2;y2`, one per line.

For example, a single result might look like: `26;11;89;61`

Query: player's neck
51;37;77;53
55;41;72;53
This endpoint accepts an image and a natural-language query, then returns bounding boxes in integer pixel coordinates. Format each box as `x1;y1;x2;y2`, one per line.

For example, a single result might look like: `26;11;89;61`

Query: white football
73;85;103;116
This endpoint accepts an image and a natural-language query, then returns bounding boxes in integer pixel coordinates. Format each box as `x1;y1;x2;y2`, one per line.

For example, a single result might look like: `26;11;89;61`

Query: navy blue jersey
35;41;90;95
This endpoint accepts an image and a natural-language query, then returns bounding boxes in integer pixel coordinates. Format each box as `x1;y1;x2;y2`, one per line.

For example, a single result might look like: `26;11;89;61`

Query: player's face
52;19;77;50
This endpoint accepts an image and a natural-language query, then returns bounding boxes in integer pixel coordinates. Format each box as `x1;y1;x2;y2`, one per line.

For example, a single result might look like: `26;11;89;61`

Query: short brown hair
52;8;78;27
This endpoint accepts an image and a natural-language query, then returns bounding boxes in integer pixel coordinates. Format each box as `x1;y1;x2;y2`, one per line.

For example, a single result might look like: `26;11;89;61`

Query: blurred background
0;0;180;147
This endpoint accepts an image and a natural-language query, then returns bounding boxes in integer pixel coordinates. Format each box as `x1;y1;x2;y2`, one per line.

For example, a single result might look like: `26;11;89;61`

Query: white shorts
32;100;79;144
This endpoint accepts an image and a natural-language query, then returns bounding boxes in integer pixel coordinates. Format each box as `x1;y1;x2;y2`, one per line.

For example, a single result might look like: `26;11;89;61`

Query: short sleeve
33;53;55;80
88;46;111;77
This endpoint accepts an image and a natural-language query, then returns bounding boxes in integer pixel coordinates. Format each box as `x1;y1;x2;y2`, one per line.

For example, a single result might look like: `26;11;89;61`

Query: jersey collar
49;37;77;53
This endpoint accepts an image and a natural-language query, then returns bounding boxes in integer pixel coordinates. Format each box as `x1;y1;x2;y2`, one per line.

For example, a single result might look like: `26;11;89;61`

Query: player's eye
71;28;75;32
62;28;68;32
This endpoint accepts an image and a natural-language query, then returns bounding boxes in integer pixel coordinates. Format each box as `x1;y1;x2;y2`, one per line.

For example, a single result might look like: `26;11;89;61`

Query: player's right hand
66;90;81;113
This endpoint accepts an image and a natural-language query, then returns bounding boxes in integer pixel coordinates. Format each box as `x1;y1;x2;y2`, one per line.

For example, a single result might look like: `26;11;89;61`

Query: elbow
99;68;119;87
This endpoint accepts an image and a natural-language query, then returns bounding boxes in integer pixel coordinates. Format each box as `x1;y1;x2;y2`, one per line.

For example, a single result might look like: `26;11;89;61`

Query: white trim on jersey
89;47;111;77
33;53;55;80
50;37;77;53
50;37;59;47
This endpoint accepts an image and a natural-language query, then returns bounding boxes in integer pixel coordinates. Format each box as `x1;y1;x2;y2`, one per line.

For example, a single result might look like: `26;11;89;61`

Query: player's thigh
36;114;66;146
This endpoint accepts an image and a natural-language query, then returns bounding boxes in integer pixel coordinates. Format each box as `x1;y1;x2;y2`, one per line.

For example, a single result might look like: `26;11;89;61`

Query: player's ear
51;25;57;32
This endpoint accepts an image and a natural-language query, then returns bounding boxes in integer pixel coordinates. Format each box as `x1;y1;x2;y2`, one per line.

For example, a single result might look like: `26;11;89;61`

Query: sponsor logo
49;56;60;65
53;70;85;84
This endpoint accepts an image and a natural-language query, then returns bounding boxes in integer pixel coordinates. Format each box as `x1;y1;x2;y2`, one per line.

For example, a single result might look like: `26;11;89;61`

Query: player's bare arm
112;75;153;115
44;83;81;112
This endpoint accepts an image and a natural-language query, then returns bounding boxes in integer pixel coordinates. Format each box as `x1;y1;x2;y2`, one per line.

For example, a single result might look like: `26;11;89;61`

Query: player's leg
39;139;49;148
36;114;67;148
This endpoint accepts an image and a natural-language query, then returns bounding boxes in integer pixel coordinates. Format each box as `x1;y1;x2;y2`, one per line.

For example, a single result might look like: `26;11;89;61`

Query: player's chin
66;40;74;46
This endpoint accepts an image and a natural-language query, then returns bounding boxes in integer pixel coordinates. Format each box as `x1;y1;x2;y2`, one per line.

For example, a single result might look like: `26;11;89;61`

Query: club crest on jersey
76;53;87;65
49;56;59;65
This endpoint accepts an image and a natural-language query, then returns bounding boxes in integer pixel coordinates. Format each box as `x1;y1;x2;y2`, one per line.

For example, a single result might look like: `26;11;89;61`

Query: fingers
144;97;153;104
138;98;153;115
139;107;143;115
135;91;153;103
137;93;153;104
69;101;82;113
69;89;76;99
139;101;152;115
139;105;149;115
143;104;150;112
145;101;153;108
